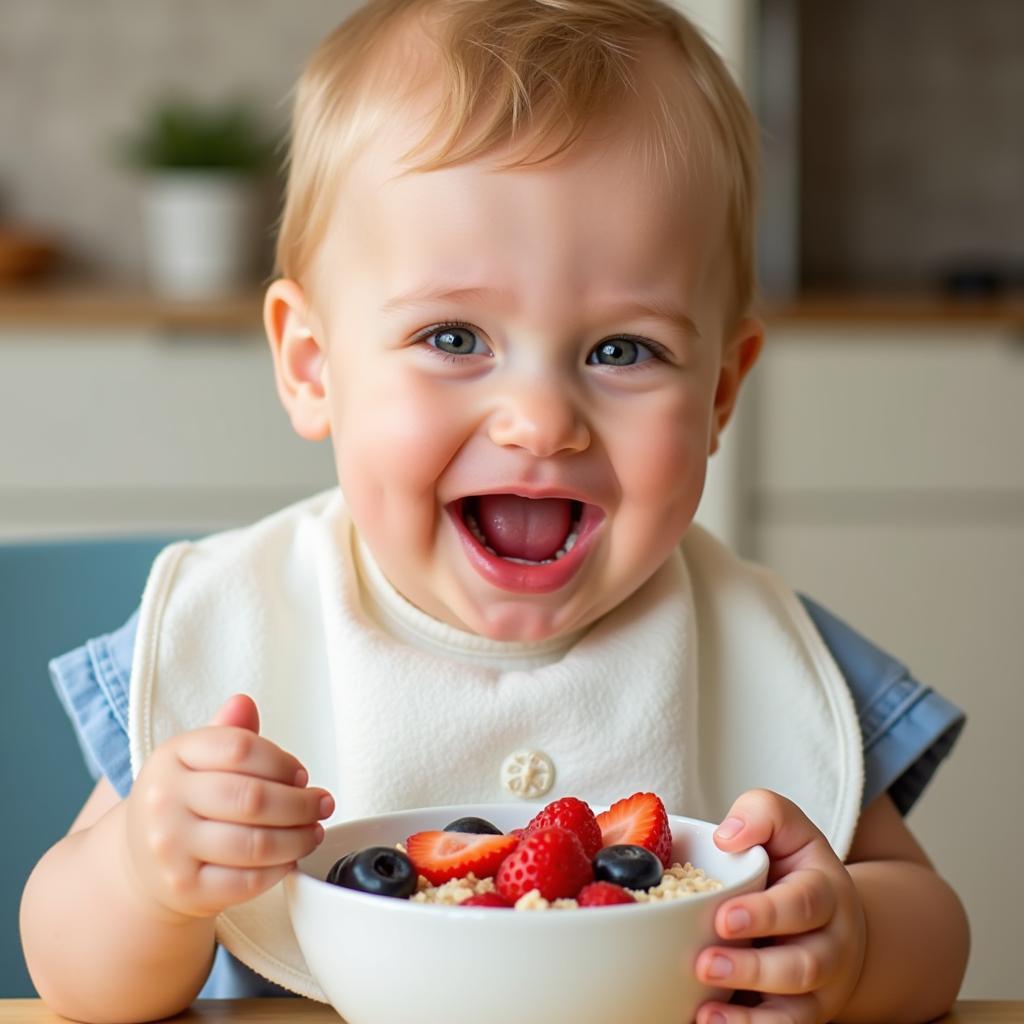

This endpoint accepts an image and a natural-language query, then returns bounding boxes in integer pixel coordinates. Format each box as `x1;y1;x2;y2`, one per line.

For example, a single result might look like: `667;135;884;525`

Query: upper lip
449;486;603;511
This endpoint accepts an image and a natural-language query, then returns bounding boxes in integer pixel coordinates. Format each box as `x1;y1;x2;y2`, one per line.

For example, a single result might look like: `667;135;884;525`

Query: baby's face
292;109;754;643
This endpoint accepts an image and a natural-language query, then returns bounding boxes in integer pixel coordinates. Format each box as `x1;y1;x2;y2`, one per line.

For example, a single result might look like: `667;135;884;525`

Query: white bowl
285;802;768;1024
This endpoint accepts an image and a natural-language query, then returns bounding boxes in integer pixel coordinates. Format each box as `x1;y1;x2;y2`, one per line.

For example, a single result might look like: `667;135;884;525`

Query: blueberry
592;844;663;891
326;847;418;899
442;816;504;835
325;850;358;887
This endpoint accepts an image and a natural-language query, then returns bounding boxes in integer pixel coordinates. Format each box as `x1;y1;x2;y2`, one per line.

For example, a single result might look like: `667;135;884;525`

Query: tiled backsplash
4;0;1020;292
0;0;360;281
798;0;1024;290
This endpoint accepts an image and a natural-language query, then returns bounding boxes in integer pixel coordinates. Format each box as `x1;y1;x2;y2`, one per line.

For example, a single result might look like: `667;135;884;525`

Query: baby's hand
124;694;334;922
695;789;865;1024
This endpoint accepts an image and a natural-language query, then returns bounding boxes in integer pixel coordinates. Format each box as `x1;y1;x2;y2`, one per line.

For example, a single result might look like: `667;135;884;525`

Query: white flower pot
142;171;261;299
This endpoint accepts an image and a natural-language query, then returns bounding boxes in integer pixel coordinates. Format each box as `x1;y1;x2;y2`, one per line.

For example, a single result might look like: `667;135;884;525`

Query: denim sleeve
49;610;139;799
798;594;965;814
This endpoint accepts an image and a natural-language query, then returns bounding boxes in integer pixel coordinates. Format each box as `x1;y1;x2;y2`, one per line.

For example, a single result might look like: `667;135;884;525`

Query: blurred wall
799;0;1024;290
0;0;362;280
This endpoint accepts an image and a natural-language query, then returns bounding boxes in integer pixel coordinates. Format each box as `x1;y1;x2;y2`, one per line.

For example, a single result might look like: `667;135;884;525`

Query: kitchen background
1;0;1021;1001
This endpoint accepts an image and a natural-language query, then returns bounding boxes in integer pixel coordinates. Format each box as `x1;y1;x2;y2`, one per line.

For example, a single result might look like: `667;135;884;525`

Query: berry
442;816;504;835
460;892;513;908
405;830;519;886
495;825;593;903
525;796;602;858
577;881;636;907
325;850;357;886
592;844;663;890
326;847;418;899
595;792;673;868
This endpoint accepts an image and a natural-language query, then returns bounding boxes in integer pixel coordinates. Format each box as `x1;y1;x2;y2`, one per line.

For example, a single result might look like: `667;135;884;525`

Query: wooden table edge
0;998;1020;1022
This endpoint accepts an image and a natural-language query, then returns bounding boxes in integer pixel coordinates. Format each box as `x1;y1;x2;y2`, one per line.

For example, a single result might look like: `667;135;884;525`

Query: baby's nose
487;381;590;458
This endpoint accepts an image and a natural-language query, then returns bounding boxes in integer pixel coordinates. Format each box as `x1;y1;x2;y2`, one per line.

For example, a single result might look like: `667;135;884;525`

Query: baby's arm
696;790;969;1024
838;793;969;1022
19;695;333;1024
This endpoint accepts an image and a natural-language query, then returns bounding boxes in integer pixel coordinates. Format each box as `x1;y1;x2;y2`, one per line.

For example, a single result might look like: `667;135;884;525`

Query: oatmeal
328;793;723;909
409;861;721;910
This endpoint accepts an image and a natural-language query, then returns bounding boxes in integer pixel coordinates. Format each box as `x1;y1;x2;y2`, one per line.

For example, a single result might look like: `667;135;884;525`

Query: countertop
1;1001;1020;1023
1;281;1023;333
0;282;264;331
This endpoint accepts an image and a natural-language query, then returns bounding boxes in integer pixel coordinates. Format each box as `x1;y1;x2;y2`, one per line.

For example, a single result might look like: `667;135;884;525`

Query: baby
21;1;969;1022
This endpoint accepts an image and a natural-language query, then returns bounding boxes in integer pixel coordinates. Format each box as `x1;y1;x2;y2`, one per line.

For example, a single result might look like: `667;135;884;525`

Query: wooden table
0;1001;1020;1022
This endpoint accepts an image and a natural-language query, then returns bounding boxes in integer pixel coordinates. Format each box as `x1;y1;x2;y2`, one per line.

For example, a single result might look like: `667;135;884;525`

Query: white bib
128;488;862;999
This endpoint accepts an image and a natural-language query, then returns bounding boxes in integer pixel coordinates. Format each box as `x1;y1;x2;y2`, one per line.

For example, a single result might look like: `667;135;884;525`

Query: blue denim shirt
50;594;964;999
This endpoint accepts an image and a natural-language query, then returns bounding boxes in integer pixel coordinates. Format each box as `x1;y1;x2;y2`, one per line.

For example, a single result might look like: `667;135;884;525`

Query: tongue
475;495;574;561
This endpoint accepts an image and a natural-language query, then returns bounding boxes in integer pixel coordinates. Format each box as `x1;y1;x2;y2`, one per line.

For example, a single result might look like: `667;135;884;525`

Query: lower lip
448;499;605;594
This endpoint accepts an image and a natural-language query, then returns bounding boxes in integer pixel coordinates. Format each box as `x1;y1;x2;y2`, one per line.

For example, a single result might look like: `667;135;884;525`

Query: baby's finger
696;930;839;996
190;819;324;868
193;862;296;913
176;726;308;786
184;773;334;827
714;789;836;871
696;992;821;1024
715;869;836;939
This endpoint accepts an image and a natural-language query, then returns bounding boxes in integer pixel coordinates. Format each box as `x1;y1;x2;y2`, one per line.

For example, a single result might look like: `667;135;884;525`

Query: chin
468;601;583;644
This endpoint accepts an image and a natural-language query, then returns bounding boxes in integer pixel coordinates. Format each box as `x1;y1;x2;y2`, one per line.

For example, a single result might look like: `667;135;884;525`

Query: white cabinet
747;323;1024;999
673;0;754;86
675;0;758;550
0;329;336;537
752;328;1024;492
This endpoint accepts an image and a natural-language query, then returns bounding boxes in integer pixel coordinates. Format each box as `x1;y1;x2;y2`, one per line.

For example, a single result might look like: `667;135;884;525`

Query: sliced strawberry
525;796;602;858
495;825;593;903
577;881;635;907
460;892;513;908
595;792;673;868
405;830;519;886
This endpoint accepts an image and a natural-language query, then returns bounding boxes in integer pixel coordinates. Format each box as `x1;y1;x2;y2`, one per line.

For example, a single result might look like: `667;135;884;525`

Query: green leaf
115;97;279;171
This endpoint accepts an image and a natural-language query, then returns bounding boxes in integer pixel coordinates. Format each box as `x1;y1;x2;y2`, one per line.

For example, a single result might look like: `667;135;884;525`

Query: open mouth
448;494;604;594
461;495;584;565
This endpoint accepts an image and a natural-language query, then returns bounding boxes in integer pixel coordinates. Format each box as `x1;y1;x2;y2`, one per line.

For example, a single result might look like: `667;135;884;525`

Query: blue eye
424;323;489;357
587;338;654;367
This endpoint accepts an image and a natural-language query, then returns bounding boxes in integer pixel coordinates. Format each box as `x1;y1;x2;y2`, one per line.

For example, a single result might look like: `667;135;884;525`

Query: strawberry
495;826;593;903
525;796;602;858
405;830;519;886
595;792;673;868
577;881;635;907
460;892;513;908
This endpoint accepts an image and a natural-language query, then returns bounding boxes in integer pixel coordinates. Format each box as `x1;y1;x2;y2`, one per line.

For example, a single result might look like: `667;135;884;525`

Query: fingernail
726;907;751;933
294;767;309;787
314;823;325;842
319;794;335;818
706;955;733;980
716;816;744;840
708;1012;728;1024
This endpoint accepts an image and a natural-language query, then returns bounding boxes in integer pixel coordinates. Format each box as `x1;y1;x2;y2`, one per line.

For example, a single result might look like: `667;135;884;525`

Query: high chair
0;536;169;996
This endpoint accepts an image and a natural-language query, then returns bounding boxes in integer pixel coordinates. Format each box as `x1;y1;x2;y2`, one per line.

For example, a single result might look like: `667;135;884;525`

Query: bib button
500;749;555;799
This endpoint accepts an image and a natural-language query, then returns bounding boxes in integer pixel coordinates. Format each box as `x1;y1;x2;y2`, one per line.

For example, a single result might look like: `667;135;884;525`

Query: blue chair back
1;537;171;996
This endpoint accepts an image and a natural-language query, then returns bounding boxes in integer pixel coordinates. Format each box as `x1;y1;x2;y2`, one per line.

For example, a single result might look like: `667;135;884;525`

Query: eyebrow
381;285;508;316
380;285;702;342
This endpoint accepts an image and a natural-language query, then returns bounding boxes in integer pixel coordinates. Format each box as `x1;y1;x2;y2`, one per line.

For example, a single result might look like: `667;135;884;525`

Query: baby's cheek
617;405;708;512
335;385;461;524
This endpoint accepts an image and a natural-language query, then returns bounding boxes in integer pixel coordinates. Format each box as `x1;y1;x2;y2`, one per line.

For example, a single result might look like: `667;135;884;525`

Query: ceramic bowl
285;802;768;1024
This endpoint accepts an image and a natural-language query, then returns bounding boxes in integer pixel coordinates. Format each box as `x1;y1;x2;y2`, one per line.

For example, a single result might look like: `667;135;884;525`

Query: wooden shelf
761;291;1024;330
2;282;1022;334
0;281;264;331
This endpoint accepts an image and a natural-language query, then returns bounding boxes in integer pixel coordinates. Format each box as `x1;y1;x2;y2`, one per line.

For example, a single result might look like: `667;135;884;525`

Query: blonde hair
276;0;760;319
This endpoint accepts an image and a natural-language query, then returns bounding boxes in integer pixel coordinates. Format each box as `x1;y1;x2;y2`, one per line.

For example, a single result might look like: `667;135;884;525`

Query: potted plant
120;98;278;299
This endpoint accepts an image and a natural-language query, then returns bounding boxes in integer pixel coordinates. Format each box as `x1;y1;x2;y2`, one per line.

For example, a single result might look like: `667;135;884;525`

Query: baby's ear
709;316;764;455
263;278;331;441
